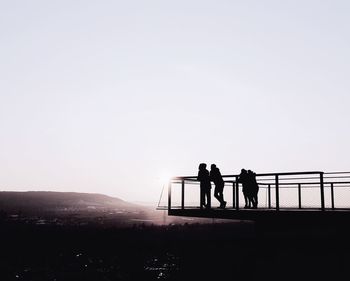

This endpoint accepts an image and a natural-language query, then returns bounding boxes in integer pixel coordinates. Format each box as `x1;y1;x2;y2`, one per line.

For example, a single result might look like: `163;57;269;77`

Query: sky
1;0;350;203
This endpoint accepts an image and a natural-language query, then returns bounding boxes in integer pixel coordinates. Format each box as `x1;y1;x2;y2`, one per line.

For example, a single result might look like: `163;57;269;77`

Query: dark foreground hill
0;219;349;281
1;192;349;280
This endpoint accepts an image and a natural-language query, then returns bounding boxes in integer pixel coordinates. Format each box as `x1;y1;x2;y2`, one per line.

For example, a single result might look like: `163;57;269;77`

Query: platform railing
161;171;350;212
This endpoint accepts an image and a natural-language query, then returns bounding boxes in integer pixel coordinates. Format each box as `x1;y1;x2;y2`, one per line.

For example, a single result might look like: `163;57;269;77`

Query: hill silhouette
0;191;231;226
0;191;139;214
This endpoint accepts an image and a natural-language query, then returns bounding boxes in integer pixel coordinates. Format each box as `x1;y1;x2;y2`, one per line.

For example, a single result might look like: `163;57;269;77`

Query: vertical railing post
320;172;325;211
268;184;271;209
298;184;302;209
275;175;279;211
331;183;335;210
168;181;172;212
232;181;236;209
181;179;185;210
235;176;239;210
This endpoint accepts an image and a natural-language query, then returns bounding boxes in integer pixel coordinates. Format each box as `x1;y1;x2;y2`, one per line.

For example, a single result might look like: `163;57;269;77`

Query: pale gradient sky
1;0;350;203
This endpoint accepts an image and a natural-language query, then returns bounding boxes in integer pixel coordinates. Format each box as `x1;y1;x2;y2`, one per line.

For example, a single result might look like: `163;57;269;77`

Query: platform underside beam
168;208;350;228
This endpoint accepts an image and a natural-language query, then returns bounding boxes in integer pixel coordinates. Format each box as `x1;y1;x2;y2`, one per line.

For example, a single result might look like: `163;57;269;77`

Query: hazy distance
1;1;350;203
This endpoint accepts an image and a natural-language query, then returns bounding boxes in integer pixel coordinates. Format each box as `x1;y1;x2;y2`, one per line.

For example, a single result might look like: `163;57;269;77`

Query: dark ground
1;216;350;281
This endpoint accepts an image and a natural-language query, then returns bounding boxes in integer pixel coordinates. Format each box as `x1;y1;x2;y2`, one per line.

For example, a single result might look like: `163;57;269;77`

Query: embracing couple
197;163;227;209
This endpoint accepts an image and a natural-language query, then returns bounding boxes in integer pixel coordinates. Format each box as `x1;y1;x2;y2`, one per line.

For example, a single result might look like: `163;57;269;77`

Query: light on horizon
157;171;172;185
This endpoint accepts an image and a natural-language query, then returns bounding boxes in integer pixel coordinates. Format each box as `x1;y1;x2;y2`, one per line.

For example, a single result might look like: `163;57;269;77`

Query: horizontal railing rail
159;171;350;212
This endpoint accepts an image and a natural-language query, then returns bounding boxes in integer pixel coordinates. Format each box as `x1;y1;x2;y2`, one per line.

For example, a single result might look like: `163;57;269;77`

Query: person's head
211;164;216;170
199;163;207;170
241;169;247;174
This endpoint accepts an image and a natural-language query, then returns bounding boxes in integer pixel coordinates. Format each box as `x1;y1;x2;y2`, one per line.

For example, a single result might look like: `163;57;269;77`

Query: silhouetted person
247;170;259;208
210;164;226;209
197;163;211;209
238;169;252;208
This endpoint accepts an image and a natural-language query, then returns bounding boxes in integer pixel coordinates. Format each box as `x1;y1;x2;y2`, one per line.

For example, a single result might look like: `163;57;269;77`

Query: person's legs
244;192;249;208
247;194;252;208
214;186;221;205
215;186;226;208
219;183;226;208
200;188;205;209
220;188;226;208
206;189;211;208
253;192;258;208
221;190;227;208
250;193;257;208
249;196;254;208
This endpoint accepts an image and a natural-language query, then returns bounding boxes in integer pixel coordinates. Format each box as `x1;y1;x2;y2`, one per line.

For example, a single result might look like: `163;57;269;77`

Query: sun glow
157;171;172;184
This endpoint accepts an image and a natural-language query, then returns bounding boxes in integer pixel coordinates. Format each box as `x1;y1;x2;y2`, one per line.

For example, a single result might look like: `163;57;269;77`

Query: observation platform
157;171;350;226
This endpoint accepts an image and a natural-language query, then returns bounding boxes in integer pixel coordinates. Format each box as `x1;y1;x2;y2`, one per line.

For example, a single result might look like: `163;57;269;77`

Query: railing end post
168;180;172;212
181;179;185;210
320;172;325;211
235;176;240;211
275;175;279;211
